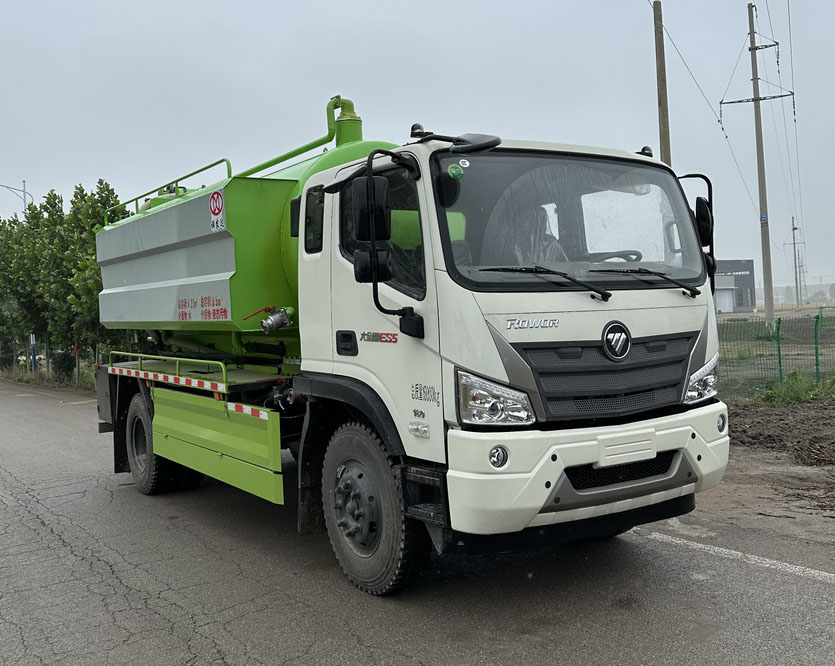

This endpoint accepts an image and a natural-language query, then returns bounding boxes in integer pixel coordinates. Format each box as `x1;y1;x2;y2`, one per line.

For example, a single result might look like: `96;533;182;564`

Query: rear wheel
125;393;169;494
125;393;203;494
322;422;430;595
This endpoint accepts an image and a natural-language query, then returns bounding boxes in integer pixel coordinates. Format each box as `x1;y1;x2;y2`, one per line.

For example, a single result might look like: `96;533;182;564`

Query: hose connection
243;305;294;334
260;308;292;334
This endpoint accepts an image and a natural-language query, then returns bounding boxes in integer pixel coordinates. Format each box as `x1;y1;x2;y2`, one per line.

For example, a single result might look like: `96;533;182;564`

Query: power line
722;36;750;102
764;0;777;39
775;38;799;221
761;3;801;219
787;0;806;238
754;11;795;221
645;1;760;214
656;16;718;122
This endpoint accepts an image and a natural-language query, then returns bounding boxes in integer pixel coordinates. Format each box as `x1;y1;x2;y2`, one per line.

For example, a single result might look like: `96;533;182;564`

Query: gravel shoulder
691;399;835;547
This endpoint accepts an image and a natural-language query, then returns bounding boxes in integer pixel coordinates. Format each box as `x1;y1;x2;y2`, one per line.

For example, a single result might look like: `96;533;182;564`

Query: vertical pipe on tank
335;99;363;146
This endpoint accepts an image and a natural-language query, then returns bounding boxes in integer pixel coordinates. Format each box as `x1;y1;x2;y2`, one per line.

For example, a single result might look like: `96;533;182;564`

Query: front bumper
446;401;729;535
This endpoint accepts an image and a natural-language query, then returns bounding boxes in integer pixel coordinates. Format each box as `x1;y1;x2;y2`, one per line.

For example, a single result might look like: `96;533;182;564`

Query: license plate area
596;429;656;467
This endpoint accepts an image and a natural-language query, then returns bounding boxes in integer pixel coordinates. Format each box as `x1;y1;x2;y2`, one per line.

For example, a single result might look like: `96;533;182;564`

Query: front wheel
322;423;430;595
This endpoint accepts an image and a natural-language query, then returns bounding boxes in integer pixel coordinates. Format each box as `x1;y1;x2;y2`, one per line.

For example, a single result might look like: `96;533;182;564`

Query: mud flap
151;387;284;504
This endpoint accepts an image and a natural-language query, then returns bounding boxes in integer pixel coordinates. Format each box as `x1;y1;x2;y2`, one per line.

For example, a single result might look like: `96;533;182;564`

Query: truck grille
513;333;696;421
565;450;677;490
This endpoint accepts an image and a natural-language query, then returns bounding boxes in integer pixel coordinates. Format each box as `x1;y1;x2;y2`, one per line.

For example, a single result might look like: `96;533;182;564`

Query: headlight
685;352;719;405
458;371;536;426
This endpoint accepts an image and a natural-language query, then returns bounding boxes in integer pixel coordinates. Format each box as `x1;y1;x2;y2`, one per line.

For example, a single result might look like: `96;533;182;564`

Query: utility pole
653;1;672;166
791;217;801;309
748;2;775;327
0;180;33;213
799;255;807;302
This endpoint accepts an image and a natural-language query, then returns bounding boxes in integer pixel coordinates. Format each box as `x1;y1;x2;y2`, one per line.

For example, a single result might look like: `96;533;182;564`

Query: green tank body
96;97;394;356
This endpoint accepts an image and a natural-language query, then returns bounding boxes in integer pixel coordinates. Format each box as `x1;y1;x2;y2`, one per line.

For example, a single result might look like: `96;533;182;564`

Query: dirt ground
696;399;835;545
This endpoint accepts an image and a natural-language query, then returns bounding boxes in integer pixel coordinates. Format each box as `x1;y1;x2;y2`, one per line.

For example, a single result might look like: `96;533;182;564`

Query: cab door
329;161;445;464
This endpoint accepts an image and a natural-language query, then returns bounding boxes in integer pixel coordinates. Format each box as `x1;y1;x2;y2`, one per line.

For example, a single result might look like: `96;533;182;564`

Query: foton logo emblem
602;321;631;361
506;318;559;330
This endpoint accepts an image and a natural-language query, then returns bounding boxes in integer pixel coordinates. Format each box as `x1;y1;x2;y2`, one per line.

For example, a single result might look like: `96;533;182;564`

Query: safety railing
100;95;357;229
102;158;232;226
108;351;228;386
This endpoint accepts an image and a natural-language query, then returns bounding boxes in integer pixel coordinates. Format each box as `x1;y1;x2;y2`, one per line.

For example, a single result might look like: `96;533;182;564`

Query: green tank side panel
390;210;421;250
97;140;395;352
267;140;398;298
151;387;284;503
447;211;467;241
226;177;299;321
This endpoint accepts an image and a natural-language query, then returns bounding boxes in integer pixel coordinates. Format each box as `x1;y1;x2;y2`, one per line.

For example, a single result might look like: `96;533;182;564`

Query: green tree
3;204;50;347
0;179;128;372
0;217;21;365
37;189;78;351
67;179;128;352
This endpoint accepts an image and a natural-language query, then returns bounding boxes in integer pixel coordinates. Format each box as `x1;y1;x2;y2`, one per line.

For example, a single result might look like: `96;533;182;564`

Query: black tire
125;393;171;494
322;422;430;595
125;394;204;494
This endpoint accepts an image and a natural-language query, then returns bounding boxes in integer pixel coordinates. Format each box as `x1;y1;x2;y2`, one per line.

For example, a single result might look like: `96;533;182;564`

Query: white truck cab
293;133;728;583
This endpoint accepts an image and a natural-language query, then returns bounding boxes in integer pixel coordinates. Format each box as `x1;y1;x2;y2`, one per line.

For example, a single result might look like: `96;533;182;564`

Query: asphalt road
1;380;833;666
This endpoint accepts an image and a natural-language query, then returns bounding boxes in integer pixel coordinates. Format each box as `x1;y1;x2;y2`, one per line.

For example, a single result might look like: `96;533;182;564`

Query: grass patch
727;346;756;361
0;363;96;391
760;371;835;406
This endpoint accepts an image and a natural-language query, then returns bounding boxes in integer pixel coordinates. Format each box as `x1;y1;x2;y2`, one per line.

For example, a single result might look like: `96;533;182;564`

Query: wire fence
6;310;835;402
718;307;835;400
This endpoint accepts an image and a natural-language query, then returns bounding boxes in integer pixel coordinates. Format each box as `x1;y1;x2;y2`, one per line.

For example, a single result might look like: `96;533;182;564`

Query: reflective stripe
227;402;269;421
108;366;227;393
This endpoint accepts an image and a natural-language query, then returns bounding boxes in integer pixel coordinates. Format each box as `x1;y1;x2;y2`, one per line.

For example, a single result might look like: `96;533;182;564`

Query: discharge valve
243;306;295;334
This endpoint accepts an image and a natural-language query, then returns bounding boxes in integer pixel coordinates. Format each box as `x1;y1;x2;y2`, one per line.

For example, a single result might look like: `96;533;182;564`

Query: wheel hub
333;463;381;555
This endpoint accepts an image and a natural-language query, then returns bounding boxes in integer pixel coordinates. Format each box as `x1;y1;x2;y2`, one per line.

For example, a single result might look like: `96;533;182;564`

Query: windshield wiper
589;267;701;298
479;265;612;302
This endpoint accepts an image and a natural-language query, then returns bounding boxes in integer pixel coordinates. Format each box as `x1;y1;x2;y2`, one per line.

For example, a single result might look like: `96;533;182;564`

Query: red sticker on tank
210;191;224;215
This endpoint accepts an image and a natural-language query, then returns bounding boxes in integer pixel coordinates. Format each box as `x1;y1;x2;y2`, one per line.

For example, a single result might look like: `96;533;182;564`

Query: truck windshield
432;150;705;292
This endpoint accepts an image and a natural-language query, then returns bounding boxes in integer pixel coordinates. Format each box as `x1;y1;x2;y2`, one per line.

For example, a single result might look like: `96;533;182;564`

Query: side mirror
353;249;392;283
399;308;425;338
695;196;713;247
704;253;716;277
352;176;391;242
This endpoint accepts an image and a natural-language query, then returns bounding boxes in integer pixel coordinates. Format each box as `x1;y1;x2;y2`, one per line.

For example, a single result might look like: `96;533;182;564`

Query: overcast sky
1;0;829;290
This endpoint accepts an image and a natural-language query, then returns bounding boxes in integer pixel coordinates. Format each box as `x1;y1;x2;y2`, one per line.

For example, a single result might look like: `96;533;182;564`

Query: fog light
717;413;727;432
489;446;509;468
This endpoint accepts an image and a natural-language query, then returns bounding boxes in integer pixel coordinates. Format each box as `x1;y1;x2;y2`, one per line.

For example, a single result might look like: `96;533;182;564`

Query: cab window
304;186;325;254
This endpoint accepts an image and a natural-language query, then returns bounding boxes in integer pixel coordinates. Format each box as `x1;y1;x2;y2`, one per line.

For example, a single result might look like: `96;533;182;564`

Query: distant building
714;259;755;313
